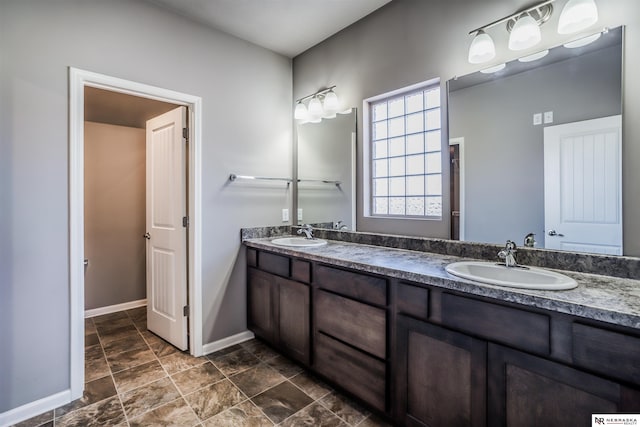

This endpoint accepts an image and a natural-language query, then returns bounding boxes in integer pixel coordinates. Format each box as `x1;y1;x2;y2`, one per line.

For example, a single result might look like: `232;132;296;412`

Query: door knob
143;232;151;240
548;230;564;237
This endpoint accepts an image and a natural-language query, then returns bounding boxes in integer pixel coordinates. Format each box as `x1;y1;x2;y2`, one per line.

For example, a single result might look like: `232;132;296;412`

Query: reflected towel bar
229;174;293;185
297;179;342;186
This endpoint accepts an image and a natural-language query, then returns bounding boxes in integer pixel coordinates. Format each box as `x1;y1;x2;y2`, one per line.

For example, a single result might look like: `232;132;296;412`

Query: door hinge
183;305;189;317
183;127;188;141
182;216;189;228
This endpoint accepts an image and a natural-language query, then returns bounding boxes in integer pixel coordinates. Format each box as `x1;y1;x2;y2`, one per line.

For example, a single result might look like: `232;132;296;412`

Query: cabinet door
247;268;276;343
396;315;487;427
488;344;640;427
278;277;310;365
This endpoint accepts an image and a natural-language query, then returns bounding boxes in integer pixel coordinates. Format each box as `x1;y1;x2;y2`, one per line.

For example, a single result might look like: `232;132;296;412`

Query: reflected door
146;106;189;350
543;115;622;255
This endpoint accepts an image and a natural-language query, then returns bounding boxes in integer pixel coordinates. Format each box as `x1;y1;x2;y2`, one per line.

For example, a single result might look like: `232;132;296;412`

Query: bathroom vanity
244;236;640;426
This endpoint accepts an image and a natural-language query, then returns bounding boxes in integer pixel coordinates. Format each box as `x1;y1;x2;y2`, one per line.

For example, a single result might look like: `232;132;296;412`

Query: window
368;83;442;218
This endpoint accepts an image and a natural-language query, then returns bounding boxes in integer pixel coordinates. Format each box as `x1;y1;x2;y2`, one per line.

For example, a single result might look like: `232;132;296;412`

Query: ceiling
85;87;178;128
145;0;392;58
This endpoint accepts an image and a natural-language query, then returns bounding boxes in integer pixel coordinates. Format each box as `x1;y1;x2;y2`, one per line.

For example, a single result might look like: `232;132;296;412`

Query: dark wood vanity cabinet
247;250;310;365
396;315;487;427
313;265;389;413
395;284;640;427
248;247;640;426
488;344;640;427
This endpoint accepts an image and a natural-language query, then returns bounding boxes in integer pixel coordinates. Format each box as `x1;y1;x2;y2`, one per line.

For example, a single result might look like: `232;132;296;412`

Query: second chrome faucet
297;224;314;239
498;240;518;267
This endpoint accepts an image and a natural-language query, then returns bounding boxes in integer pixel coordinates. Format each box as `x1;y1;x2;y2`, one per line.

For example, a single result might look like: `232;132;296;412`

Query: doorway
449;137;465;241
543;115;622;254
69;68;203;401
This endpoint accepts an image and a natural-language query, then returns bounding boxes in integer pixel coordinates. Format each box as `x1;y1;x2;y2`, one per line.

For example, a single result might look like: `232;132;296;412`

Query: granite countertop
244;236;640;330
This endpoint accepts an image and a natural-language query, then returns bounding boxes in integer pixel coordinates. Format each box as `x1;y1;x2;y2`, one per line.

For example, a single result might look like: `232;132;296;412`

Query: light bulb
322;90;339;118
509;14;541;51
294;101;308;121
468;31;496;64
308;96;324;120
558;0;598;34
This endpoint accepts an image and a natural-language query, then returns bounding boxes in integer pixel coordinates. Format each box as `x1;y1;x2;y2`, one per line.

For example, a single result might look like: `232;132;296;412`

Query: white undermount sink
445;261;578;290
271;237;328;248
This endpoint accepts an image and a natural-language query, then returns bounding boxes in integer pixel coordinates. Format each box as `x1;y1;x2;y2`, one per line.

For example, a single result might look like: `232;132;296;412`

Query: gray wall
449;45;622;246
0;0;291;413
84;122;146;310
292;0;640;255
297;111;356;229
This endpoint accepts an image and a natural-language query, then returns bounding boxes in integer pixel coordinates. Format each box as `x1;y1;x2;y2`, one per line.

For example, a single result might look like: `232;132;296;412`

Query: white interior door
146;106;188;350
543;115;622;255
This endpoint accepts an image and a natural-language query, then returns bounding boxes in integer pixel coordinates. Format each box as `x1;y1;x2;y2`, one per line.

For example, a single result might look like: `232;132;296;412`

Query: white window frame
363;78;443;220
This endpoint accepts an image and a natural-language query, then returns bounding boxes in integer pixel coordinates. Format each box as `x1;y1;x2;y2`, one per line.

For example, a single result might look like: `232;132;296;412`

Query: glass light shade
509;15;542;51
322;90;339;118
558;0;598;34
308;96;324;120
518;49;549;62
563;32;601;48
294;102;308;121
468;31;496;64
480;63;506;74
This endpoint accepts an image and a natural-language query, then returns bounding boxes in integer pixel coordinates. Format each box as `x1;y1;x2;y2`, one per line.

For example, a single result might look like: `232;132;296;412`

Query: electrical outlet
281;208;289;222
297;208;303;221
544;111;554;124
533;113;542;126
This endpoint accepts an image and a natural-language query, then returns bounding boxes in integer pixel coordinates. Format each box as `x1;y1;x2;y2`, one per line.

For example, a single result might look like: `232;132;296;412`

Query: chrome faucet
524;233;536;248
333;220;349;231
297;224;314;239
498;240;518;267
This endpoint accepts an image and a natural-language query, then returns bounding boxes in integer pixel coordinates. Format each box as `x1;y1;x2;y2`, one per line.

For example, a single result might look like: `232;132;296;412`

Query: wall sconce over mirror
294;86;344;123
468;0;599;64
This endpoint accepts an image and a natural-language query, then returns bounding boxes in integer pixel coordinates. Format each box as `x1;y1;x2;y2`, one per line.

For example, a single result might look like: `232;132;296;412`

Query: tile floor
14;307;391;426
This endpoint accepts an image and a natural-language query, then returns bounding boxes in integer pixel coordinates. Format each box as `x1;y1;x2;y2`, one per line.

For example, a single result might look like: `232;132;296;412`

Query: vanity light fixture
468;0;554;63
557;0;598;34
294;86;340;122
508;13;542;51
468;30;496;64
307;96;324;122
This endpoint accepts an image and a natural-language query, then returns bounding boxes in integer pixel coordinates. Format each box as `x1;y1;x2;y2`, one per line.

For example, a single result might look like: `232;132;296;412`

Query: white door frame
449;137;466;240
69;67;203;400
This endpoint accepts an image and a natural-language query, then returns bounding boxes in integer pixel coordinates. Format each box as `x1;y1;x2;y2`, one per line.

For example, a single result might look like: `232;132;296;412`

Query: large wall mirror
296;109;357;229
448;26;623;255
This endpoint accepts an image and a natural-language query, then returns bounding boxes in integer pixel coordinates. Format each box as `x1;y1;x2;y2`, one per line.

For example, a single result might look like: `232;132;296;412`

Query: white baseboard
84;299;147;318
202;331;255;356
0;389;71;427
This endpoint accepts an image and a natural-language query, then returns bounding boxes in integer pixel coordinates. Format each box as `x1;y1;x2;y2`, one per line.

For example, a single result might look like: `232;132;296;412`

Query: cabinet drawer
441;293;550;355
316;290;386;359
315;265;387;306
397;282;429;321
573;323;640;385
258;251;290;277
315;332;386;412
291;259;311;283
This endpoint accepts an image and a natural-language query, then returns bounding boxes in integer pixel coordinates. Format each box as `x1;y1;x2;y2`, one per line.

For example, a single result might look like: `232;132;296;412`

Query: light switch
297;208;303;221
533;113;542;126
282;208;289;222
544;111;554;124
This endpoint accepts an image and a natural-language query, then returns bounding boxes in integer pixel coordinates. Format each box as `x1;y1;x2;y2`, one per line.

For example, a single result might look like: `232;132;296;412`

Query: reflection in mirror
448;26;623;255
296;109;356;230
